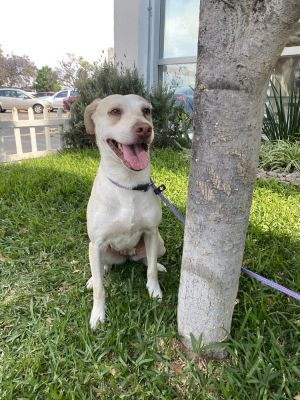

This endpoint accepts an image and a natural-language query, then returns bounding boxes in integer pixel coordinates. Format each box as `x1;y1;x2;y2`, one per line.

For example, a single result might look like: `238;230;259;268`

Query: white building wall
114;0;160;89
114;0;140;69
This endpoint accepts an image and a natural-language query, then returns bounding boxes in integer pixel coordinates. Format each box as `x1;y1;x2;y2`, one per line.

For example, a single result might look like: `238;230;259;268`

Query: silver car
0;88;51;114
36;89;78;110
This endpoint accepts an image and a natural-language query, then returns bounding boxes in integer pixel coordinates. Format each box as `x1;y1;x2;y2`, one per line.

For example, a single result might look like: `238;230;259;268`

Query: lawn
0;148;299;399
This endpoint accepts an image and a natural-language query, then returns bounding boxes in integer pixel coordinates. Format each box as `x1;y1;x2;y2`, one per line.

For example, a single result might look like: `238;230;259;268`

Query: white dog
84;94;166;329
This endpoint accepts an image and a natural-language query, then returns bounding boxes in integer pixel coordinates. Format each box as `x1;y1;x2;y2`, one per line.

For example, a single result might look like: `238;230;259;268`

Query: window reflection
274;57;300;95
159;63;196;89
162;0;200;58
295;63;300;89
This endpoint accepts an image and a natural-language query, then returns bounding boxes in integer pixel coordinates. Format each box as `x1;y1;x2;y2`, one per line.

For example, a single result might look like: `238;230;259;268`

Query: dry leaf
170;361;183;374
58;282;68;293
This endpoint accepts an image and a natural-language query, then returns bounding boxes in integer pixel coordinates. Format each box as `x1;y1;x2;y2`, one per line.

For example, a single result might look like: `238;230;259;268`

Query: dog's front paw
89;306;105;329
157;263;167;272
147;280;162;300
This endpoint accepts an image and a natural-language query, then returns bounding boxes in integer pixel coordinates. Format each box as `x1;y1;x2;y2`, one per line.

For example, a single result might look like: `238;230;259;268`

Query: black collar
107;177;166;195
107;177;152;192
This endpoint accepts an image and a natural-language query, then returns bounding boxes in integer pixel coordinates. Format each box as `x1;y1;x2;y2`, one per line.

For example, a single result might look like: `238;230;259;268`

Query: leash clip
153;184;166;195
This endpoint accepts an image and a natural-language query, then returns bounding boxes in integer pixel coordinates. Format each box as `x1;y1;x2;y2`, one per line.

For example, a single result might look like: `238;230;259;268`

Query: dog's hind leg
86;277;93;290
141;259;167;272
137;232;167;272
157;263;167;272
144;229;162;299
89;242;105;328
86;265;111;290
143;231;166;272
156;232;166;271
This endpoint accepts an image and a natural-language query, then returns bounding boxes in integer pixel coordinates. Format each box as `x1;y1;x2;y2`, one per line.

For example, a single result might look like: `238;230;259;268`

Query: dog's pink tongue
122;144;149;171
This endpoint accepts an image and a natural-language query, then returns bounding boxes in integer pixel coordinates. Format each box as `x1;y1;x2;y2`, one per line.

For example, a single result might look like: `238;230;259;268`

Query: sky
0;0;114;69
164;0;199;58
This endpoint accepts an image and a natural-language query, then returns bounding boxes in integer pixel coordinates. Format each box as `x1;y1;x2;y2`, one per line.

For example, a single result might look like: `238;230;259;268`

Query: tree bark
177;0;300;352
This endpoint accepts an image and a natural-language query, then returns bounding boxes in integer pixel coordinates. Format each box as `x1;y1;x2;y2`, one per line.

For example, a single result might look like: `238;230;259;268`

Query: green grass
259;141;300;172
0;148;299;399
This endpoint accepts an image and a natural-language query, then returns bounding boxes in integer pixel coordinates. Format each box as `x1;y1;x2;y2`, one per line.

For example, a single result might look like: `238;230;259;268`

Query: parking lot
0;110;69;156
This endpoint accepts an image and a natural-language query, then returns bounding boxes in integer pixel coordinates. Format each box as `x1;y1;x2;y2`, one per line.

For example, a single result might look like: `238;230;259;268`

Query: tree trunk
177;0;300;352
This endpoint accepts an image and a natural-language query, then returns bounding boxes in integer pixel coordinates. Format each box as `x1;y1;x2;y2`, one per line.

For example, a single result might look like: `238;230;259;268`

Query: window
295;61;300;88
15;90;26;98
162;0;199;58
159;0;200;89
56;91;68;98
159;63;196;89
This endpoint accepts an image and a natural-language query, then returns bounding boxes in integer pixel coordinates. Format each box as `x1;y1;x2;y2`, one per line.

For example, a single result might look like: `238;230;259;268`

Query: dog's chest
87;180;162;249
104;195;160;251
111;197;152;229
108;230;142;252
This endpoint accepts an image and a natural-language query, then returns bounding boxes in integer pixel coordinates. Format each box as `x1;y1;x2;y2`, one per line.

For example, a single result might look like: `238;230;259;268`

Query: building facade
114;0;300;93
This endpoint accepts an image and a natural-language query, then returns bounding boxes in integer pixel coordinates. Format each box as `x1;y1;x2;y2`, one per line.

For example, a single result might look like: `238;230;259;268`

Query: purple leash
152;181;300;302
241;267;300;301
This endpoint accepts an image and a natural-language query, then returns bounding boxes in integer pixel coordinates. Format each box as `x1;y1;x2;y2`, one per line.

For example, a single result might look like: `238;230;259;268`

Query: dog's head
84;94;154;172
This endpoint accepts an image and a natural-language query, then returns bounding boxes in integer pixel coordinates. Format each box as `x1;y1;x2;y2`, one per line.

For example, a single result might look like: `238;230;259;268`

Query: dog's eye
142;107;151;116
109;108;122;116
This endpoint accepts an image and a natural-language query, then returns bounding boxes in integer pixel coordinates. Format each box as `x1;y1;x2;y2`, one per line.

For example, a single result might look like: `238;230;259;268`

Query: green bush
259;140;300;172
262;81;300;141
63;62;192;149
150;85;192;149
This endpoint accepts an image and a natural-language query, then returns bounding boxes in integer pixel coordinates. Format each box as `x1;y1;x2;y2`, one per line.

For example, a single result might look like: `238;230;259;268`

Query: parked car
34;91;56;98
0;88;51;114
43;89;79;110
174;86;194;115
63;94;79;111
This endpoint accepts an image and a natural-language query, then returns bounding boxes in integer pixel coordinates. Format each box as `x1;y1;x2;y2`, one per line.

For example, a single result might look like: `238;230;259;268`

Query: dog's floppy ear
84;99;101;135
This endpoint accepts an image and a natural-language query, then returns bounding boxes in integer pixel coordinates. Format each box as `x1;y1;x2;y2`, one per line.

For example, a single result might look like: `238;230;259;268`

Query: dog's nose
132;122;152;138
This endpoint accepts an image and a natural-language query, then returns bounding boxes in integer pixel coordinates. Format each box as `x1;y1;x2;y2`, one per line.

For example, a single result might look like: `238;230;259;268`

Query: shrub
262;81;300;141
259;140;300;172
63;62;192;149
150;85;192;149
